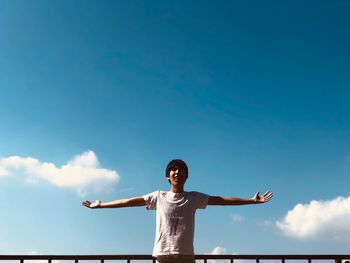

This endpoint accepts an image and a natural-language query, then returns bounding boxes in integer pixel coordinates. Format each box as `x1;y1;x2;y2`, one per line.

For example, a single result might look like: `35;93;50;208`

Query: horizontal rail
0;255;349;260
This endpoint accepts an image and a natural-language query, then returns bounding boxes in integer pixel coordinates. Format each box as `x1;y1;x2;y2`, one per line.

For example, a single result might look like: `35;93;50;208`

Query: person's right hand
253;191;273;204
82;200;101;209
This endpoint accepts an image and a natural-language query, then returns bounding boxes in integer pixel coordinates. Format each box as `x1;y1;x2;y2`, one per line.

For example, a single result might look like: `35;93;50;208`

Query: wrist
250;197;257;204
93;200;102;208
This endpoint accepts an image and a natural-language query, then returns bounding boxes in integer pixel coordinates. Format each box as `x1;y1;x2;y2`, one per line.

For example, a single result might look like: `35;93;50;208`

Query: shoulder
188;191;207;195
187;191;209;209
143;190;160;198
187;191;209;197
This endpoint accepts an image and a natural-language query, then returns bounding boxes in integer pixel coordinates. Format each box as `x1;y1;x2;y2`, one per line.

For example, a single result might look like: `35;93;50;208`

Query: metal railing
0;255;349;263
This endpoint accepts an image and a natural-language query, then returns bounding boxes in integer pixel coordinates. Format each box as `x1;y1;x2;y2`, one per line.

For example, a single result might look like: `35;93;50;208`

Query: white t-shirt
143;190;209;256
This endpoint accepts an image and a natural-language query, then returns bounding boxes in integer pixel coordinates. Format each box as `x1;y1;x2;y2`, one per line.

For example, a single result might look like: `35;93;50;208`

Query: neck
170;185;184;193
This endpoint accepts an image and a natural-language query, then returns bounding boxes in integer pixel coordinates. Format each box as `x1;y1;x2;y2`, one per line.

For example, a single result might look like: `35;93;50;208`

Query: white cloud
208;246;227;263
276;196;350;240
211;246;227;254
202;247;242;263
230;213;244;223
263;220;272;225
0;151;120;196
258;219;273;228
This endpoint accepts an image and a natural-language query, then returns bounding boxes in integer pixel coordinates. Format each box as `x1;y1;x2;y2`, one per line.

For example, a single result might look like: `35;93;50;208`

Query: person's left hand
82;200;101;208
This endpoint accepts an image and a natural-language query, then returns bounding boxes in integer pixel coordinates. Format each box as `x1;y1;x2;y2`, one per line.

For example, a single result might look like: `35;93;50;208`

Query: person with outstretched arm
82;159;273;263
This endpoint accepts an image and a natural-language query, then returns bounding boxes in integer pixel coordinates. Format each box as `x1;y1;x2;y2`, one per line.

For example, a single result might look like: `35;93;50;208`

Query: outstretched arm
208;191;273;206
82;196;146;209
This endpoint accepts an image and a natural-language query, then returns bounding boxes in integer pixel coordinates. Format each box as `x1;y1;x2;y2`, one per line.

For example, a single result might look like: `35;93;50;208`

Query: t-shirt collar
167;191;185;198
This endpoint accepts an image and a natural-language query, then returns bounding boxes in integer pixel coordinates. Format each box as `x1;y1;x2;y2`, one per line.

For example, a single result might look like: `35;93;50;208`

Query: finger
263;192;273;199
265;194;272;200
82;201;91;206
264;191;273;197
263;190;271;196
264;194;273;202
263;193;272;199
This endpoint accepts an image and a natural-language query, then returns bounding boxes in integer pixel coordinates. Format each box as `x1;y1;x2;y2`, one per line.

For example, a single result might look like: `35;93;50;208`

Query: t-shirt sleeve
193;191;209;209
143;191;158;210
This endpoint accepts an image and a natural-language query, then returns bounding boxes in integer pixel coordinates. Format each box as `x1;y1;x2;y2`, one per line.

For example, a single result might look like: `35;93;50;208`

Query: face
168;166;188;186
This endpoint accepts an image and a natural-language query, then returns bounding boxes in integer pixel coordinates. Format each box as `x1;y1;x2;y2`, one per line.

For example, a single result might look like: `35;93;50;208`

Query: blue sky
1;0;350;256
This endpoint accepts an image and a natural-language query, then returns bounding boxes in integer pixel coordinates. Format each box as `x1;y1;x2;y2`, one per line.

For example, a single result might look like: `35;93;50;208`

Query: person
82;159;273;263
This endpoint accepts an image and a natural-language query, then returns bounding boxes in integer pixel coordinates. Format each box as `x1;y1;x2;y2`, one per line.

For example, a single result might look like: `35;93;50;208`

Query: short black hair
165;159;188;178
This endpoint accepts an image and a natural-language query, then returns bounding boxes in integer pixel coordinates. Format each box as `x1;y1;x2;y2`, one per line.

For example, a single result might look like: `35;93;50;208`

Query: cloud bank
276;196;350;240
0;151;119;195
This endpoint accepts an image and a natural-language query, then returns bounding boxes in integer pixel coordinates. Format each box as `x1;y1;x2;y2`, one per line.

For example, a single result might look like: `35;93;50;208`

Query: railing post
231;259;234;263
